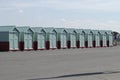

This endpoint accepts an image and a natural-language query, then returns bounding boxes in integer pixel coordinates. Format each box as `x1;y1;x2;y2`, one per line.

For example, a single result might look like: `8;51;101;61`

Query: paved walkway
0;46;120;80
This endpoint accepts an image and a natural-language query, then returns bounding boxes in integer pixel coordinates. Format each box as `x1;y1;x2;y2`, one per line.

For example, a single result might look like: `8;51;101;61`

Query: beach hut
103;31;107;47
44;28;57;49
16;27;33;50
99;30;107;47
0;26;19;51
92;30;101;48
31;27;46;50
66;28;77;48
84;29;93;48
75;29;85;48
99;31;103;47
106;31;113;47
54;28;67;49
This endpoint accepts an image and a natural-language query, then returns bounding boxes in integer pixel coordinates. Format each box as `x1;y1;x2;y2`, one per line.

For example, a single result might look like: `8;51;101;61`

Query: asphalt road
0;46;120;80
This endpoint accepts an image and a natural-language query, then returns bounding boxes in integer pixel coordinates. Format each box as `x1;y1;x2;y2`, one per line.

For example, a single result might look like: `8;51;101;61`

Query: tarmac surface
0;46;120;80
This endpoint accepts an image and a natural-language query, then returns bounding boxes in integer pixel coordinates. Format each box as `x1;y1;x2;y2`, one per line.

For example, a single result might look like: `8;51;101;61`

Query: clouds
0;0;120;32
18;9;24;13
1;0;120;12
61;18;67;22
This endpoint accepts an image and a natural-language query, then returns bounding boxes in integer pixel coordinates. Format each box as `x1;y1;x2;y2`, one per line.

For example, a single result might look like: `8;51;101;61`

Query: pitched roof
30;27;43;33
75;29;84;33
43;27;54;33
54;28;65;33
83;29;92;34
92;30;99;34
0;26;15;32
65;28;75;33
16;26;30;32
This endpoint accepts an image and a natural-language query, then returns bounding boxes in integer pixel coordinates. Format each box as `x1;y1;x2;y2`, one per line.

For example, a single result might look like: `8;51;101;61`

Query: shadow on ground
28;71;120;80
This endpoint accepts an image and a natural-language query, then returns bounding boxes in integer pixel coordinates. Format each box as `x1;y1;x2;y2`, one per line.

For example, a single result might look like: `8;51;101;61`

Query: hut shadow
28;71;120;80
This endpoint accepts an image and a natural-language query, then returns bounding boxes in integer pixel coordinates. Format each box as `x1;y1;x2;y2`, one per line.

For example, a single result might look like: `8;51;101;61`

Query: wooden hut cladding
31;27;46;50
106;31;113;47
88;31;93;48
16;27;33;50
92;30;101;48
80;31;85;48
66;29;77;48
54;28;67;49
0;26;19;51
75;29;85;48
99;31;108;47
0;26;113;51
44;28;57;50
96;32;101;47
84;29;93;48
103;32;107;47
38;29;46;49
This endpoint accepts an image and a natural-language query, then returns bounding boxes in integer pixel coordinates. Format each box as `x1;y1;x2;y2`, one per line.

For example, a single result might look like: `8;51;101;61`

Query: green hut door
88;32;93;47
60;34;64;48
50;31;56;48
61;31;67;48
9;33;14;50
103;33;107;47
24;32;33;49
28;33;33;49
24;33;28;49
38;33;45;49
9;31;18;50
80;32;85;47
49;34;52;48
14;32;19;50
96;34;100;47
70;32;76;47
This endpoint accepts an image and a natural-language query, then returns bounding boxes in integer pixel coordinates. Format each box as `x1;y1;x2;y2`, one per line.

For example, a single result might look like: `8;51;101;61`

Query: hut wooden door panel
24;33;28;49
24;33;33;49
50;33;56;48
80;34;85;47
14;33;18;49
88;34;92;47
52;34;56;48
61;34;64;48
63;34;67;48
28;33;33;49
9;32;18;50
38;33;45;49
10;39;13;50
9;33;14;50
70;34;76;47
96;35;100;47
61;33;67;48
103;35;107;47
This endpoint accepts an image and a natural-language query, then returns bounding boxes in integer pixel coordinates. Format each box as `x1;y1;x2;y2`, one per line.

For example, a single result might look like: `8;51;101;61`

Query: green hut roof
30;27;43;33
83;29;92;34
99;30;108;34
75;29;84;34
65;28;75;33
0;26;15;32
43;27;54;33
16;26;30;32
92;30;99;34
54;28;66;33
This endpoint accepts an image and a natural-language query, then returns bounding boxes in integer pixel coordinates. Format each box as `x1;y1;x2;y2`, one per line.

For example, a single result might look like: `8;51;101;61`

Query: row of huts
0;26;113;51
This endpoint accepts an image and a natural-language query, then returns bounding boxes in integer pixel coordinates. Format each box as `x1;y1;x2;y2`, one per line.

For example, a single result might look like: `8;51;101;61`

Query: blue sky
0;0;120;32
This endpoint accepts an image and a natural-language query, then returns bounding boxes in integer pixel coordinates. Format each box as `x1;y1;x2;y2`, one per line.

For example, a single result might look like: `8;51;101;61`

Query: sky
0;0;120;32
